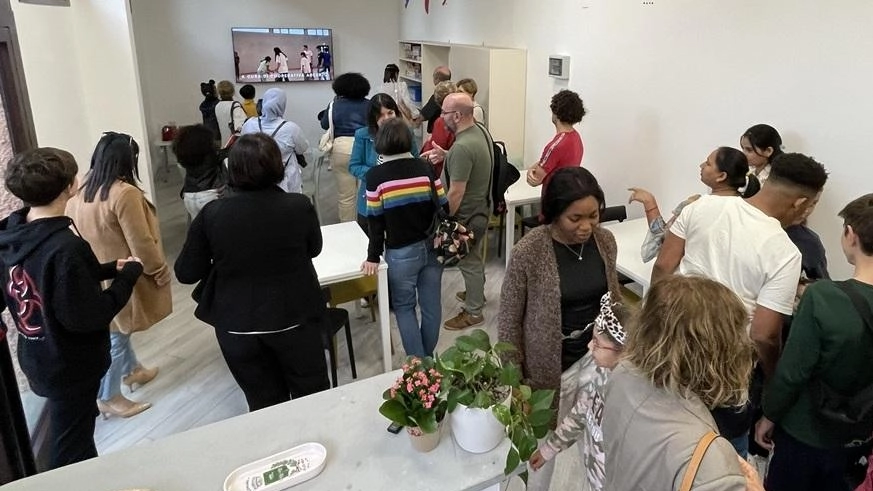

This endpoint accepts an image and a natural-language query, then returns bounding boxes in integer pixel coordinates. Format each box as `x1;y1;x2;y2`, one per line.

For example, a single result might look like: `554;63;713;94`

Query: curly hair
549;89;586;125
624;275;755;409
332;72;371;99
434;81;457;106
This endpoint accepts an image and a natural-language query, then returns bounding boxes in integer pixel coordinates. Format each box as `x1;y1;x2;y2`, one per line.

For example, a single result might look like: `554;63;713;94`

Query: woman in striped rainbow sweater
360;118;448;358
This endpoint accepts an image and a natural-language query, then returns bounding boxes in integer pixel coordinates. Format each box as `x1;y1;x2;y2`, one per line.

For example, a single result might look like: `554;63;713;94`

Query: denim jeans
98;332;138;401
385;240;443;358
730;433;749;459
183;189;221;220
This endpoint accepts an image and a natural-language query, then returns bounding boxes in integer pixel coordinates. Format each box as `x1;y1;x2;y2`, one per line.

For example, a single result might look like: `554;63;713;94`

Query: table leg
377;262;391;373
504;204;516;268
159;147;170;183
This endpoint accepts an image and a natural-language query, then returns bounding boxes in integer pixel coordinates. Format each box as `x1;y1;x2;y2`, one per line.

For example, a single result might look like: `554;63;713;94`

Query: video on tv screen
232;27;333;83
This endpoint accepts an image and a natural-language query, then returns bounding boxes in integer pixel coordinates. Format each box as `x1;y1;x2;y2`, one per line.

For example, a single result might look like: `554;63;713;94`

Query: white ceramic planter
450;391;510;453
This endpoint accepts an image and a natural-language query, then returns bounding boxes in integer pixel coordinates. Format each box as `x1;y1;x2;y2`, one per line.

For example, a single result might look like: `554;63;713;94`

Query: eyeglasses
591;335;621;352
440;110;460;116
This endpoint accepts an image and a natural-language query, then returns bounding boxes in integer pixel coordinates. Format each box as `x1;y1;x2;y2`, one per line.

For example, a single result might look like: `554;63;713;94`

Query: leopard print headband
594;292;626;346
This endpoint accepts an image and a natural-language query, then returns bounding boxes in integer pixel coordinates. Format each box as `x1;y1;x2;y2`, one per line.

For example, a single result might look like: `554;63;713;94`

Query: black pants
357;214;369;238
766;426;852;491
215;323;330;412
46;392;99;469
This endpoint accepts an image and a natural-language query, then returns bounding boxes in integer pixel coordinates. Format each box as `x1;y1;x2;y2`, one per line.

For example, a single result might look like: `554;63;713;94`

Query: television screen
232;27;333;83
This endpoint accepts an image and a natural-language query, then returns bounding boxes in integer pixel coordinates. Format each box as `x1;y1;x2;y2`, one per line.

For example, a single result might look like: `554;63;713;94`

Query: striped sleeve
367;176;434;216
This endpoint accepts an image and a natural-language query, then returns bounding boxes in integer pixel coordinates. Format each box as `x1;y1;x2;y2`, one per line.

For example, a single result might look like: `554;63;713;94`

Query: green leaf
517;433;538;461
528;409;553;428
529;389;555;412
447;387;472;412
471;389;491;409
492;404;511;426
455;335;479;353
498;363;522;387
533;424;549;439
518;385;532;401
503;447;521;476
416;412;439;434
493;341;517;354
378;400;409;426
468;329;492;351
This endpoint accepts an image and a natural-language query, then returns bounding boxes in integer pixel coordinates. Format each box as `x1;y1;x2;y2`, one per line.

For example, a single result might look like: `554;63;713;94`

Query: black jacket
0;209;142;398
179;152;227;195
174;187;324;332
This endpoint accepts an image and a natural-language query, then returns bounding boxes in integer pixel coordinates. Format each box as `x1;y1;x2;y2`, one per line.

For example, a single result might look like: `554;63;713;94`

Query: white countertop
504;178;541;207
312;222;371;284
6;371;511;491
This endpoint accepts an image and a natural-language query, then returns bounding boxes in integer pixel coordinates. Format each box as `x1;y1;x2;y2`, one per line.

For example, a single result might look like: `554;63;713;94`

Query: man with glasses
441;93;492;330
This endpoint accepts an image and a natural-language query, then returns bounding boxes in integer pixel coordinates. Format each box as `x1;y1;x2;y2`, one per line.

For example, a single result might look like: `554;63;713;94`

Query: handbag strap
474;122;495;210
327;101;334;140
835;281;873;335
679;430;719;491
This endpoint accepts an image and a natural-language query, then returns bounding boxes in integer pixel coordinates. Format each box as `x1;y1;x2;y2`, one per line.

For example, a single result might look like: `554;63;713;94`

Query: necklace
561;241;585;261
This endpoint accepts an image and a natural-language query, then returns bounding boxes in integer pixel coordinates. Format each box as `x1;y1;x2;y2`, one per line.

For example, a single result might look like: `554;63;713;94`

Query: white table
602;217;653;293
5;371;511;491
313;222;392;373
503;179;542;267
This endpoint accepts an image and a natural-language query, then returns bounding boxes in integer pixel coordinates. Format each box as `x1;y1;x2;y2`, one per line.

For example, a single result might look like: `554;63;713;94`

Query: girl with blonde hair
603;275;762;490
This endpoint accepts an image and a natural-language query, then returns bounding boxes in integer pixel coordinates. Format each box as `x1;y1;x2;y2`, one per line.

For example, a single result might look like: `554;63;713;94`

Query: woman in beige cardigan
498;167;621;491
66;132;172;418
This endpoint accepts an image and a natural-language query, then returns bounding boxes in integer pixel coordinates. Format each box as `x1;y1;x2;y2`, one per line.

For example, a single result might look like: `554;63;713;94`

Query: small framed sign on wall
549;55;570;80
19;0;70;6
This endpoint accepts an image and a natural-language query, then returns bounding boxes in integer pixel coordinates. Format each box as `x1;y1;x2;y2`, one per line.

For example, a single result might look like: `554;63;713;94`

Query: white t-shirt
671;195;801;318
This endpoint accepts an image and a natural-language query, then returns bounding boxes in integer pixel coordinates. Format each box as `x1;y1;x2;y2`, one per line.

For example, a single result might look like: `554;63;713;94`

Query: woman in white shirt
273;47;290;82
213;80;247;146
378;63;420;122
740;124;783;183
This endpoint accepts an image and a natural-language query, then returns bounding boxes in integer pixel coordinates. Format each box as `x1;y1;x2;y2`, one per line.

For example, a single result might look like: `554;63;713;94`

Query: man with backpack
440;93;492;330
756;193;873;491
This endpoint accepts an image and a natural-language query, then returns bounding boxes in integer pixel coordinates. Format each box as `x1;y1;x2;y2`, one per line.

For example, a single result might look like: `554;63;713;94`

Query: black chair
521;204;628;236
321;288;358;388
600;205;627;224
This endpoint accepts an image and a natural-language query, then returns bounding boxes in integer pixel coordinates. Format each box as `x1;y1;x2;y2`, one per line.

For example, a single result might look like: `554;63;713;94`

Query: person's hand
529;449;546;471
422;142;447;165
627;187;656;208
754;416;775;451
526;165;545;187
116;256;142;271
737;455;765;490
361;261;379;276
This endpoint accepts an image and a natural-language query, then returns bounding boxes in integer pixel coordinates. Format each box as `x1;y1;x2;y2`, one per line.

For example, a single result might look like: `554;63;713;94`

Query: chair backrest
600;205;627;224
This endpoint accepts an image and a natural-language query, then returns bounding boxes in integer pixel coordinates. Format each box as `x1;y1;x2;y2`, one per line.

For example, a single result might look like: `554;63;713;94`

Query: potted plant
436;329;555;479
378;356;448;452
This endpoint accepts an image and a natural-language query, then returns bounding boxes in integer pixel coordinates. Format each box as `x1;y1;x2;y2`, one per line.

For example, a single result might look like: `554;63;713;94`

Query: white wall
11;0;155;199
401;1;873;279
130;0;401;148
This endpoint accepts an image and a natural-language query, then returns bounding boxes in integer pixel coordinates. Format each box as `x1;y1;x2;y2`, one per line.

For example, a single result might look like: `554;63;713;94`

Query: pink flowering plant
379;356;448;434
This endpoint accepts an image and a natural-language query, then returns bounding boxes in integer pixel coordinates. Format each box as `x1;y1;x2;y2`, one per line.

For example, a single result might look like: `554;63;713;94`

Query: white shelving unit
400;40;526;159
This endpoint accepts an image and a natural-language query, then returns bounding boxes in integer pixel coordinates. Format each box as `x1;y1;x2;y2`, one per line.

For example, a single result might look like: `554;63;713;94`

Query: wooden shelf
400;57;422;64
399;75;421;83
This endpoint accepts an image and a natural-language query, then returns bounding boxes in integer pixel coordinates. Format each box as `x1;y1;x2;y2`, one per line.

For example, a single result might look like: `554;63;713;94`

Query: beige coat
66;181;172;334
498;224;621;413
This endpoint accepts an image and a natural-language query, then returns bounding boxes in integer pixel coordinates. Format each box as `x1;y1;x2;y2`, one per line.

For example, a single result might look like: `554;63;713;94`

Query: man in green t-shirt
441;93;492;330
756;193;873;491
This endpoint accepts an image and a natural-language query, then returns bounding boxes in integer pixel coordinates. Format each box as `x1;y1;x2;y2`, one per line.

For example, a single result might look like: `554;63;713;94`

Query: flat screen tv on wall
232;27;333;83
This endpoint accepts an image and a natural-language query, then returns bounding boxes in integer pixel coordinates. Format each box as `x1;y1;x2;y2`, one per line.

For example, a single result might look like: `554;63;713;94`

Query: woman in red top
527;90;586;191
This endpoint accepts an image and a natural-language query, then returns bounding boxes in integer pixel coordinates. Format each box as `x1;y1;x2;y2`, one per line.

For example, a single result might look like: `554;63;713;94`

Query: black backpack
810;281;873;438
474;123;521;215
